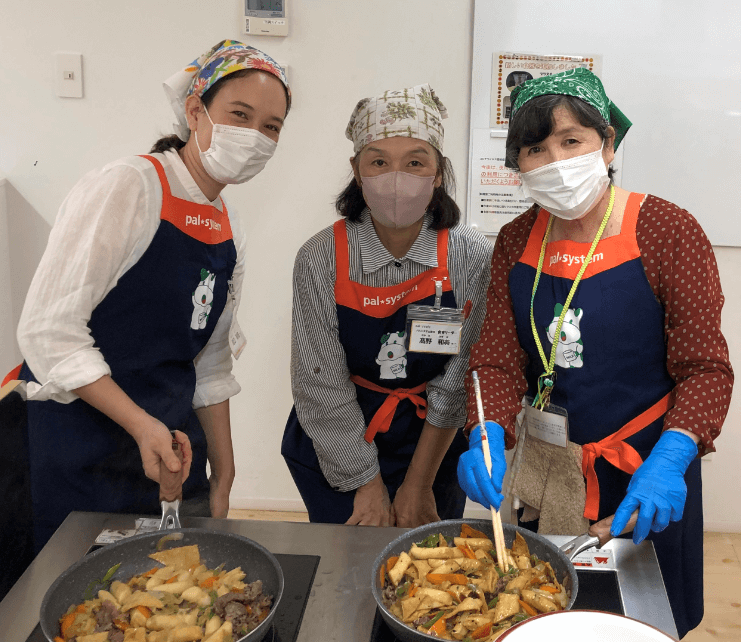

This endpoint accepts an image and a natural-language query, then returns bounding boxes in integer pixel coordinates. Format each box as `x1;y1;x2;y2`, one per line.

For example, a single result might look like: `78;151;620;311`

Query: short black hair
335;148;461;230
150;69;290;155
505;94;616;180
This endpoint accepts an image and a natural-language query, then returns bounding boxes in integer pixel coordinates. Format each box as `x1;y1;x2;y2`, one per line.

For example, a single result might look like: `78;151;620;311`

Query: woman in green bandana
458;68;733;638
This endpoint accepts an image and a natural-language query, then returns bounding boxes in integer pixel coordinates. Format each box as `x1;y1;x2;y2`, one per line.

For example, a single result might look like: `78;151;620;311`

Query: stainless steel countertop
0;512;678;641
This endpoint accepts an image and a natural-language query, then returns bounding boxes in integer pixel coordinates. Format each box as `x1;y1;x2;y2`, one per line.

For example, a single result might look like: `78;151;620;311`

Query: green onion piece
495;567;505;577
102;563;121;582
417;534;439;549
421;611;445;629
395;582;410;598
487;596;499;608
82;563;122;600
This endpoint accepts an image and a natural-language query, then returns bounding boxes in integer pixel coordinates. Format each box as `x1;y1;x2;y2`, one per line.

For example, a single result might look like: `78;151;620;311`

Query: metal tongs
560;510;639;560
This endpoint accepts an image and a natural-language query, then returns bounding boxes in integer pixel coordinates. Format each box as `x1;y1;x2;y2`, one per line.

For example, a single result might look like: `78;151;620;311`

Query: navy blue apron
282;220;468;523
22;155;237;551
509;193;702;638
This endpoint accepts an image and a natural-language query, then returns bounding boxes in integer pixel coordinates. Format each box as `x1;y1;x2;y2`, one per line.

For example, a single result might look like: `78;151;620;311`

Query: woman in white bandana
282;85;494;527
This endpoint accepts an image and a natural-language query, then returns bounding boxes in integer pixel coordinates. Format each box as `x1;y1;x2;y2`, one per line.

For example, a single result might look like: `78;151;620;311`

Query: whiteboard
467;0;741;247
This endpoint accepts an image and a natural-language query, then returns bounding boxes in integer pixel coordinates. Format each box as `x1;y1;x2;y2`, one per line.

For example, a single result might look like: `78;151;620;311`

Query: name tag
523;399;569;448
229;318;246;359
408;320;462;354
405;279;464;355
227;279;245;359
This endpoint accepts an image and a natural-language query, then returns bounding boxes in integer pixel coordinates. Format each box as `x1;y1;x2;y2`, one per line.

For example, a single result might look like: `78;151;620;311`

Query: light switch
55;52;83;98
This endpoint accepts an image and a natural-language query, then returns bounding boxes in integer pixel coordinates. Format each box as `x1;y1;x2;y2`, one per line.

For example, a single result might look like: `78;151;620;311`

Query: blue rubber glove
611;430;698;545
457;421;506;510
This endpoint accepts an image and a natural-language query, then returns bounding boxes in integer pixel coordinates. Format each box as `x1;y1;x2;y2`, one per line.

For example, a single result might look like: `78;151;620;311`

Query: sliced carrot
60;612;76;638
408;585;418;597
538;584;560;593
379;564;386;588
258;609;268;622
461;524;488;539
446;589;459;602
427;573;468;586
55;637;65;642
164;575;178;584
75;604;86;614
430;615;446;635
113;619;130;631
142;567;160;577
519;599;538;616
200;575;218;589
456;544;476;560
471;622;492;639
136;605;152;619
387;556;399;572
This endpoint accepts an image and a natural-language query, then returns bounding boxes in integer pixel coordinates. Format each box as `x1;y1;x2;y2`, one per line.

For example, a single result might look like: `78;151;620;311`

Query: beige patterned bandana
345;84;448;155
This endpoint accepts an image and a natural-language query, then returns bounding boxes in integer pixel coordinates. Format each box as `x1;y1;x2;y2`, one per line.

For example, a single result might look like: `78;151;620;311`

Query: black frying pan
371;519;578;642
40;441;284;642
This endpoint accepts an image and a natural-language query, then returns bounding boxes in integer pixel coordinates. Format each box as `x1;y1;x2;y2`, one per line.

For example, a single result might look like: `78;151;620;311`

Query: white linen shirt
291;210;493;491
17;150;246;409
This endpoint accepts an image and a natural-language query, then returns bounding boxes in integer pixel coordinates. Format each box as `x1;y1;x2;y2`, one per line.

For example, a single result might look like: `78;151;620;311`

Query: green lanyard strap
529;185;616;409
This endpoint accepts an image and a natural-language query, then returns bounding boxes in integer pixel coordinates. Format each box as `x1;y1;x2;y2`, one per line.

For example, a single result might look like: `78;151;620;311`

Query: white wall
1;0;738;530
0;177;20;378
0;0;477;512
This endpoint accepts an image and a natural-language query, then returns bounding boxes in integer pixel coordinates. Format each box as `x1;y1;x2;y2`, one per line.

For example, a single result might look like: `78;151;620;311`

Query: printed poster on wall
468;129;531;235
491;52;603;127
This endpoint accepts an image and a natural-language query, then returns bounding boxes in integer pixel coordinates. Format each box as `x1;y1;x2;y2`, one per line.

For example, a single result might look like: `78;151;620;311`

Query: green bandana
510;68;632;150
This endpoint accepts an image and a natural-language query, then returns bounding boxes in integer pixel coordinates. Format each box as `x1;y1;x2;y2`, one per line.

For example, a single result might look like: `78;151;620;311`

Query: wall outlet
55;52;83;98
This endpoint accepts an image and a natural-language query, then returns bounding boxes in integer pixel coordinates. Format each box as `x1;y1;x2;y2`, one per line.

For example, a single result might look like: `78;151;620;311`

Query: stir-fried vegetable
380;526;570;641
58;545;272;642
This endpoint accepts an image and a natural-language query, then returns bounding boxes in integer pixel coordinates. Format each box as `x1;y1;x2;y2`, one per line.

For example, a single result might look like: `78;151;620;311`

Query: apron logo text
185;214;222;232
549;251;603;267
363;285;418;308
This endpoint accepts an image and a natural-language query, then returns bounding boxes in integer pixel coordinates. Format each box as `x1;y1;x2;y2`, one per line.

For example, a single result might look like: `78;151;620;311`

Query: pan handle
559;510;639;561
588;510;639;547
159;434;183;530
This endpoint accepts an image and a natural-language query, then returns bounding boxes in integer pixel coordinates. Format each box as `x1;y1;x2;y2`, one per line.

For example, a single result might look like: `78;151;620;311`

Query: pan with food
40;441;284;642
371;519;578;642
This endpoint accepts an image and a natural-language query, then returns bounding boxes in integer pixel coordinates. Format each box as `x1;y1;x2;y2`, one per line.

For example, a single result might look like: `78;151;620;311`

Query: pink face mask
361;171;436;229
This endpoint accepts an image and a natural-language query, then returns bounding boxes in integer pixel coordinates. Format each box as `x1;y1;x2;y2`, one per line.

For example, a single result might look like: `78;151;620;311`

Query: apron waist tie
350;375;428;443
581;392;674;520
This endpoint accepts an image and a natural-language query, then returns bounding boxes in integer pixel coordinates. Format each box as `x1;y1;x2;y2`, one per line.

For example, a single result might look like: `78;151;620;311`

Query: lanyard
530;185;615;409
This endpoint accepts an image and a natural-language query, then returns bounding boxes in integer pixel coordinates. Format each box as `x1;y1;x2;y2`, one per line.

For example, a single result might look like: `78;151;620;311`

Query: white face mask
518;143;610;220
195;104;277;185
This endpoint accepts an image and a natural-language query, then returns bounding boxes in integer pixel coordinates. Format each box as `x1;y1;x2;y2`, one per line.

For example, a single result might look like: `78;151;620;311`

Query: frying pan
40;441;284;642
371;519;578;642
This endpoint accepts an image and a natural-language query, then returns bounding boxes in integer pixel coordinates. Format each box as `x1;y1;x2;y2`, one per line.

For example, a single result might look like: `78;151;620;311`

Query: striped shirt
291;210;494;491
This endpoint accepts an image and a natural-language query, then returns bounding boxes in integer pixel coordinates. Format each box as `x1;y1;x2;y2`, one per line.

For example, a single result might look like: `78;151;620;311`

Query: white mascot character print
376;331;408;380
191;268;216;330
546;304;584;368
